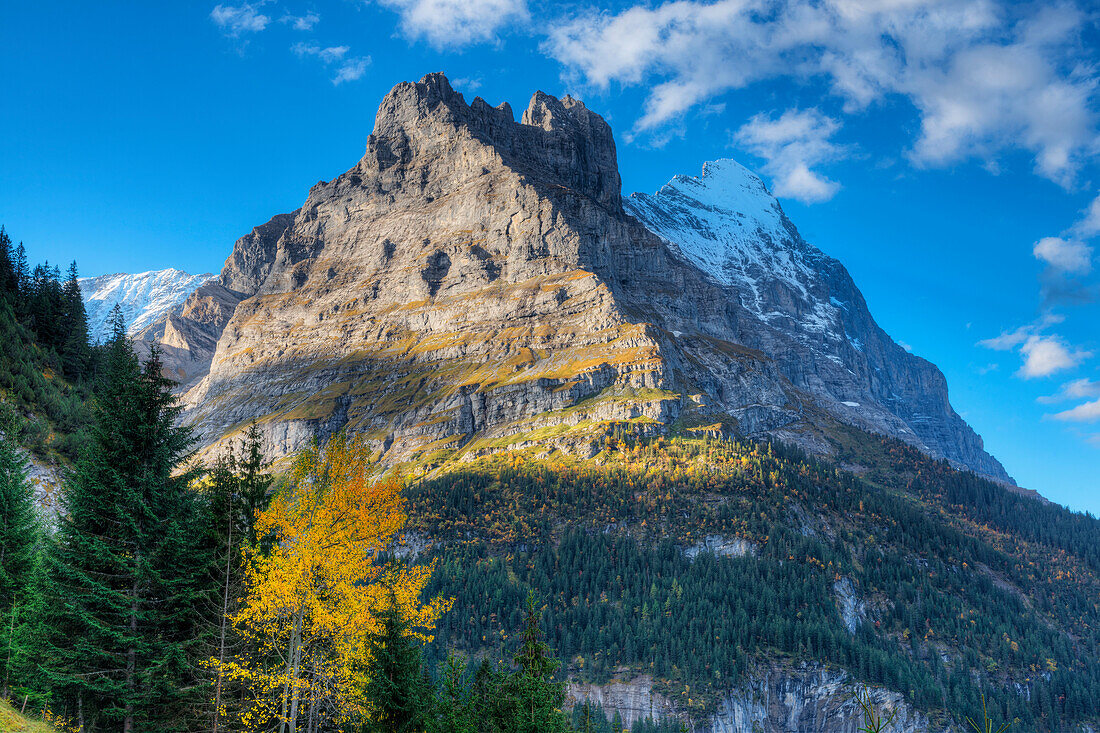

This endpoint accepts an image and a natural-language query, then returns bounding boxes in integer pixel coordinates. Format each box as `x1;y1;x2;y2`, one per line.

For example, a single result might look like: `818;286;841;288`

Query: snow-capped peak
624;158;825;320
79;269;215;343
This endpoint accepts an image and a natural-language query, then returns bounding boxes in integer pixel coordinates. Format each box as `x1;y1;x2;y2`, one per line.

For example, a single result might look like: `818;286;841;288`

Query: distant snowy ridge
79;269;215;343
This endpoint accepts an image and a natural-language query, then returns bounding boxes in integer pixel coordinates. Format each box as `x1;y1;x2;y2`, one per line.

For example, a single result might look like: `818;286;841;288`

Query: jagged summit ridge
122;72;1010;485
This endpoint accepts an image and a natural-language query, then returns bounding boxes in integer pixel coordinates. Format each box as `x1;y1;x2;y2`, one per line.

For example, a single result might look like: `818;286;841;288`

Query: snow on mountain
625;158;840;337
79;269;215;343
625;158;1014;484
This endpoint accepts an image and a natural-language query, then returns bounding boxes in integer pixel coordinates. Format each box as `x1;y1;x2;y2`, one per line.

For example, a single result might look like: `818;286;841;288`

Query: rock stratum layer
158;73;1009;484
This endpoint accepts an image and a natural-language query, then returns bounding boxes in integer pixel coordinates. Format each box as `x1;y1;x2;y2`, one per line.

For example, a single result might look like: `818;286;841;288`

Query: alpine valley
40;75;1100;731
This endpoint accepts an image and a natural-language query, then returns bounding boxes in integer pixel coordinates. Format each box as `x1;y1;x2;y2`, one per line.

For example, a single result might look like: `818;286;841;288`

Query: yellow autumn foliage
211;432;449;733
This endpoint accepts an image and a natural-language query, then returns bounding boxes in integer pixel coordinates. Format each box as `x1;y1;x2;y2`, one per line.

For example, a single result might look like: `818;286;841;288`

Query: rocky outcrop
567;676;675;729
139;72;1009;485
706;665;942;733
568;666;942;733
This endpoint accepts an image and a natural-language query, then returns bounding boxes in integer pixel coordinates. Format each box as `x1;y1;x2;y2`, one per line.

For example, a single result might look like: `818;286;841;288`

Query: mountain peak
111;74;1011;487
79;269;215;342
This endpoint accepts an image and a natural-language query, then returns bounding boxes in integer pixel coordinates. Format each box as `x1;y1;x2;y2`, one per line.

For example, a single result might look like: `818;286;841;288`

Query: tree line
0;226;96;459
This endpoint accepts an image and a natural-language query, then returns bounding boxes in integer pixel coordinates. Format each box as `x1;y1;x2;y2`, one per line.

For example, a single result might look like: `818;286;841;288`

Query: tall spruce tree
0;427;38;697
28;311;214;731
361;590;435;733
60;262;89;380
206;425;272;733
504;594;569;733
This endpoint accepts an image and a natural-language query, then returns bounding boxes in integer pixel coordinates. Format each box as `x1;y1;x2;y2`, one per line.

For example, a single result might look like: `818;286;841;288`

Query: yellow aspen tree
213;433;449;733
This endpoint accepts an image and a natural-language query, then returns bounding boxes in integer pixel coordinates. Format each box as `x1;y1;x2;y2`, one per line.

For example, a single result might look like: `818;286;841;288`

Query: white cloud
1052;398;1100;422
544;0;1099;186
380;0;528;49
281;11;320;31
734;109;845;203
210;3;270;37
332;57;370;85
1018;334;1090;378
1039;377;1100;403
291;41;368;85
1033;236;1093;275
978;324;1032;351
292;42;349;63
1075;194;1100;238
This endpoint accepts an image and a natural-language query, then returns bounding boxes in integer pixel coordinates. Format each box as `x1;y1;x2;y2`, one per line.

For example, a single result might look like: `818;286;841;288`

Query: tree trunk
214;512;234;733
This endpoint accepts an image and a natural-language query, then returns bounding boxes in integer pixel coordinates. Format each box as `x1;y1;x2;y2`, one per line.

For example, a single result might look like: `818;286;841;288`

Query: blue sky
1;0;1098;513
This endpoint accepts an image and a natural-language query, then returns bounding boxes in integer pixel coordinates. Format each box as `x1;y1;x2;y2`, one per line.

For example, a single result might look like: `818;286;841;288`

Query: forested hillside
407;431;1100;731
0;226;96;461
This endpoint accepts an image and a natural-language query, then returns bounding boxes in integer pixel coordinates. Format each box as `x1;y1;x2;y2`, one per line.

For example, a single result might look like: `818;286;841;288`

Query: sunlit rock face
127;72;1007;484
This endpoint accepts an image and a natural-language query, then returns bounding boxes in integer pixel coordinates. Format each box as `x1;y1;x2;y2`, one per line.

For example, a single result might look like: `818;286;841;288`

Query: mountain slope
141;72;1008;487
624;160;1011;483
409;432;1100;732
78;269;214;342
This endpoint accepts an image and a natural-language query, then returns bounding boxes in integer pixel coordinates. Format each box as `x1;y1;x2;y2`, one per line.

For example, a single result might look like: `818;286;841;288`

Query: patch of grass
0;700;59;733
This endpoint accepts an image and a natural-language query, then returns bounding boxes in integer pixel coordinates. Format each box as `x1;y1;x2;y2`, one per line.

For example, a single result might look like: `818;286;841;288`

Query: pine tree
0;227;16;296
505;593;569;733
433;654;477;733
13;243;28;302
0;427;38;697
60;262;89;379
237;422;273;547
205;427;271;733
28;314;214;731
361;590;435;733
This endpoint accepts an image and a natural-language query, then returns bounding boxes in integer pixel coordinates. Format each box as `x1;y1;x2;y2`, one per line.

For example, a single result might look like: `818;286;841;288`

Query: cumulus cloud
281;11;320;31
733;109;845;203
1018;334;1090;378
1039;377;1100;403
1052;398;1100;422
979;313;1090;379
544;0;1099;186
379;0;528;49
210;3;270;37
1033;236;1093;275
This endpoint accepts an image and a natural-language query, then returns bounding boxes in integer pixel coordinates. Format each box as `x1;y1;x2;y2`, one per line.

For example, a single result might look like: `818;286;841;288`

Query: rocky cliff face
624;161;1011;481
568;666;941;733
147;72;1007;485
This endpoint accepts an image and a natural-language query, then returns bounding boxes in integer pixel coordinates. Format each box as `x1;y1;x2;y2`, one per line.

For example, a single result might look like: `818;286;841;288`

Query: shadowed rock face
150;72;1009;484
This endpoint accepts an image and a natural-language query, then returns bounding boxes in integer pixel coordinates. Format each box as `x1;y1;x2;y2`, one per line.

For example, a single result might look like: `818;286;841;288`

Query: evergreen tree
0;227;16;296
60;262;89;380
504;593;569;733
13;243;28;302
237;422;273;548
205;427;271;733
0;427;38;697
361;590;435;733
433;654;477;733
28;315;214;731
